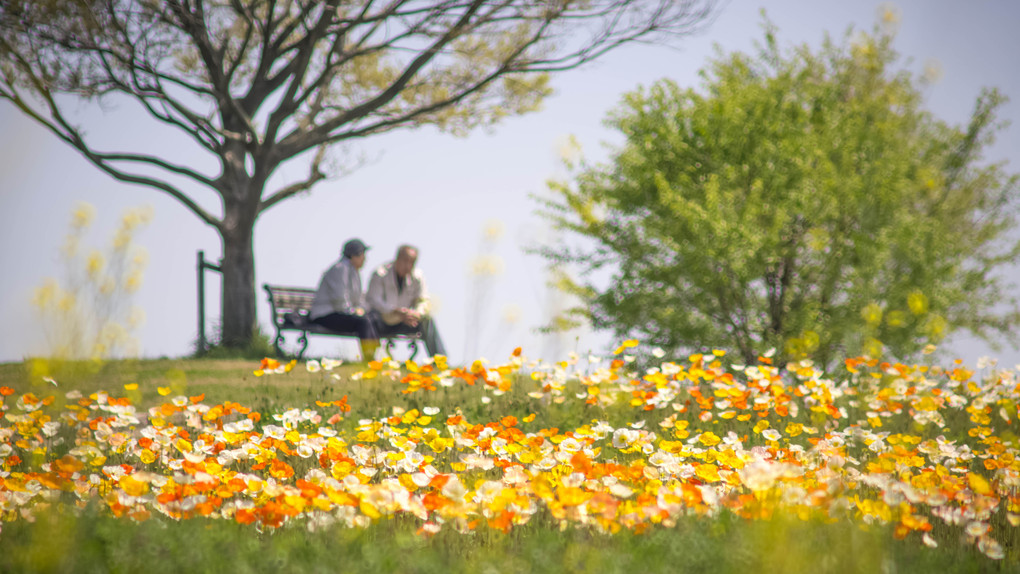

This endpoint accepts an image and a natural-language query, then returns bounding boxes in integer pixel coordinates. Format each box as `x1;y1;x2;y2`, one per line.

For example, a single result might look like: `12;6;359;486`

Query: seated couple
308;239;446;360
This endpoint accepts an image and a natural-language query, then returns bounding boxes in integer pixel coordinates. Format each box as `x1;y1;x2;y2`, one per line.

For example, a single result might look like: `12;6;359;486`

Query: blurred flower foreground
2;346;1020;561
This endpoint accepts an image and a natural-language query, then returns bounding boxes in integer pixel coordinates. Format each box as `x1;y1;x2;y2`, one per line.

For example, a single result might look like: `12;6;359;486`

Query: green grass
0;502;1005;574
0;356;593;427
1;357;360;412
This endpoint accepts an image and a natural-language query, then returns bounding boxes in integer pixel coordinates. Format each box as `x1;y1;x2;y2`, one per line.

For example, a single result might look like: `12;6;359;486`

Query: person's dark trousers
368;312;448;357
312;313;378;340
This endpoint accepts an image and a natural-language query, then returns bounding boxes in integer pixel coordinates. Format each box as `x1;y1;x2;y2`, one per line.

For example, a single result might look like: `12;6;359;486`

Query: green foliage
538;23;1020;368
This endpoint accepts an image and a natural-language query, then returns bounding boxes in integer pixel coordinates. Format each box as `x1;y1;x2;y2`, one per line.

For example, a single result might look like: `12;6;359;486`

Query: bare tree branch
276;0;490;157
0;46;220;227
258;145;328;212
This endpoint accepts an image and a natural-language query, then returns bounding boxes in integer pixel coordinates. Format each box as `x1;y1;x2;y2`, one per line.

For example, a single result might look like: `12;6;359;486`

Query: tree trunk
219;207;258;348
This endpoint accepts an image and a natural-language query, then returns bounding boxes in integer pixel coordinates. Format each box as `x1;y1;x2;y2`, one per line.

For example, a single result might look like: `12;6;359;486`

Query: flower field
2;346;1019;571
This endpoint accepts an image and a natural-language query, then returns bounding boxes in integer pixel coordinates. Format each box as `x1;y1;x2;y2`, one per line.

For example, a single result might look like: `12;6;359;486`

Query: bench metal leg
273;329;285;358
383;337;420;361
297;332;309;360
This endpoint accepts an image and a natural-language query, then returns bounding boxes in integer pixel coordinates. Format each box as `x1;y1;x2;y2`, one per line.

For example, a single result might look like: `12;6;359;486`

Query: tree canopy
538;25;1020;369
0;0;716;347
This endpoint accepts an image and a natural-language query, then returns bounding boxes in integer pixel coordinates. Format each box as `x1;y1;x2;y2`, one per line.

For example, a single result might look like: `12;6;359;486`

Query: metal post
197;250;221;354
198;250;206;354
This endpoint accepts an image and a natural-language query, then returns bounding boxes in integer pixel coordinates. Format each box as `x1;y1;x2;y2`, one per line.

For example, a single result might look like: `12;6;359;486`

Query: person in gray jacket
309;238;379;360
365;244;447;357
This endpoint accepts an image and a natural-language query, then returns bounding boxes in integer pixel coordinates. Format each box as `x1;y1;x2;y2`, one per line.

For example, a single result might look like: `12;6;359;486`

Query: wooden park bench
263;284;421;360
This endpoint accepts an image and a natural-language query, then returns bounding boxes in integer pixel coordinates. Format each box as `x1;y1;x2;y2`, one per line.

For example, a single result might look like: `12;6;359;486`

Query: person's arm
411;271;431;317
328;263;358;314
366;269;399;315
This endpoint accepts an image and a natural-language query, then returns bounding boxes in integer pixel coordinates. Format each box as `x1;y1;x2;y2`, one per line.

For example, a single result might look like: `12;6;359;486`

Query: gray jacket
366;263;430;325
309;257;364;319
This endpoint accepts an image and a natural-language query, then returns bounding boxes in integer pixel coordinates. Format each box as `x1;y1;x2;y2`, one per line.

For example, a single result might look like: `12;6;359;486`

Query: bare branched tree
0;0;716;347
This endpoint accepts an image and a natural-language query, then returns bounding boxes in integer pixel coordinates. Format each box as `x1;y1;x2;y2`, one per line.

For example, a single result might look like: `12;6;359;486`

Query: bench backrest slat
264;285;316;324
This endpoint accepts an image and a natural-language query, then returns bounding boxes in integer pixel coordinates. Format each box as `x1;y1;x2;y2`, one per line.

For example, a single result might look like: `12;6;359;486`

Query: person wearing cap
365;244;447;357
309;238;380;360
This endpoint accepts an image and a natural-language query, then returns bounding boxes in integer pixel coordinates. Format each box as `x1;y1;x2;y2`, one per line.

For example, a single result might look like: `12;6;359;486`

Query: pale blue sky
2;1;1019;367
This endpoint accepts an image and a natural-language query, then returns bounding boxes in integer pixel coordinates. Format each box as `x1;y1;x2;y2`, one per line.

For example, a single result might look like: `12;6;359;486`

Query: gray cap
342;238;369;258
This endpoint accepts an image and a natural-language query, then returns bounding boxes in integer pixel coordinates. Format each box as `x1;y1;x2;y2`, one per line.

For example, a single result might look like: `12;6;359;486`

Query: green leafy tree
538;25;1020;369
0;0;716;347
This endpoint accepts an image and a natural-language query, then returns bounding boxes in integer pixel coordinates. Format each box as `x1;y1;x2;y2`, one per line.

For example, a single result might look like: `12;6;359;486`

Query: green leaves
540;24;1020;369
